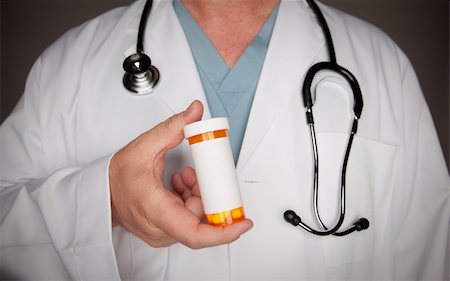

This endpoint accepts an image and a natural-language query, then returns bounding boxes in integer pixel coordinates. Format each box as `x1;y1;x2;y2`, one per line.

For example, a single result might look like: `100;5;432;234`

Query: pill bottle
183;117;245;226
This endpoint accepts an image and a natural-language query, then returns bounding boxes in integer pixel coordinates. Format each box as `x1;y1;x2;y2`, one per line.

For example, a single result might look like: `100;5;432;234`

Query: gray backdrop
1;0;449;169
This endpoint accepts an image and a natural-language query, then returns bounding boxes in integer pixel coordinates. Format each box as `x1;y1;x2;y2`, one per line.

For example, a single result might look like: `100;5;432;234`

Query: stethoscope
122;0;369;236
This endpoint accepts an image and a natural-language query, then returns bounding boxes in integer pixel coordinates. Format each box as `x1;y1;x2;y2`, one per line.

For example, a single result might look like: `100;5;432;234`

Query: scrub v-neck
173;0;279;163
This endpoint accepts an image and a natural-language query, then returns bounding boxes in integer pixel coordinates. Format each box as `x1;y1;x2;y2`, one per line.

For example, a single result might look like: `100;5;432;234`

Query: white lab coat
0;0;448;280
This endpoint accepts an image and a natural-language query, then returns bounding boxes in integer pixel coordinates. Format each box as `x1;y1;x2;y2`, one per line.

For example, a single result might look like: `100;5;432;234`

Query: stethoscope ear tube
284;117;369;236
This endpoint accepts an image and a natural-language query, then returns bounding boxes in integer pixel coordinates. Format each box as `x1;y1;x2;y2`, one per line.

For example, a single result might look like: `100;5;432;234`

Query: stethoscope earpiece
123;52;160;95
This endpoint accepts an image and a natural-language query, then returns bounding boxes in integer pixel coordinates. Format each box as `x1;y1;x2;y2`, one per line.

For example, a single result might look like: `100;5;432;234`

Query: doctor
0;0;448;280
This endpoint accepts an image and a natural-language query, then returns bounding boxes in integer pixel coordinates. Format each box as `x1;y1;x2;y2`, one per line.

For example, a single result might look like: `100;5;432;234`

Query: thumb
150;100;204;153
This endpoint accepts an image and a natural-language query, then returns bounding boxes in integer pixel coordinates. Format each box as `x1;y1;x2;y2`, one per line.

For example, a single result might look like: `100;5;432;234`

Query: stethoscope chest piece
123;52;160;95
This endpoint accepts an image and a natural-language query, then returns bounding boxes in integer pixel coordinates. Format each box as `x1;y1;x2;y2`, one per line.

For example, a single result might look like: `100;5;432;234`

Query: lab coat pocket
315;133;397;267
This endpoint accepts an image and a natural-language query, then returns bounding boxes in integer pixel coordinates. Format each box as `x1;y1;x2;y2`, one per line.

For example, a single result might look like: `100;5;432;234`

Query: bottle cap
183;117;230;139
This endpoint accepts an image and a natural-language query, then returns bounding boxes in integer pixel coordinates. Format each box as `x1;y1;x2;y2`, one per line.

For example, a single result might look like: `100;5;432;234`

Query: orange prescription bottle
183;118;245;226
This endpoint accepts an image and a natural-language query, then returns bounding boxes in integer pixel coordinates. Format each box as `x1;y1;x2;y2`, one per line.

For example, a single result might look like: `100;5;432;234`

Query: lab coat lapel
237;0;326;171
123;0;211;118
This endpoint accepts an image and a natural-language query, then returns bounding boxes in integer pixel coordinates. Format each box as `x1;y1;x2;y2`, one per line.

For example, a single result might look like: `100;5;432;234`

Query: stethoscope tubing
124;0;369;236
137;0;153;54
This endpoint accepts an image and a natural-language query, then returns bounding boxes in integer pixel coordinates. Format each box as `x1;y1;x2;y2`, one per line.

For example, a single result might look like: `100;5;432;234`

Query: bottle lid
183;117;229;138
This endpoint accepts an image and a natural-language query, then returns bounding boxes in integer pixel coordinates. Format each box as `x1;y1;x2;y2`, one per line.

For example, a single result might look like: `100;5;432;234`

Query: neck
181;0;280;68
181;0;279;18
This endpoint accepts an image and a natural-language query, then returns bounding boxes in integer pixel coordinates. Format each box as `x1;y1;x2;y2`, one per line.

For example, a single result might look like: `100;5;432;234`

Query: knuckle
183;237;201;250
162;114;179;133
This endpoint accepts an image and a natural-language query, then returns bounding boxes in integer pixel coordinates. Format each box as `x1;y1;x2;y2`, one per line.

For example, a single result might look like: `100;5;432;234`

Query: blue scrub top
173;0;279;163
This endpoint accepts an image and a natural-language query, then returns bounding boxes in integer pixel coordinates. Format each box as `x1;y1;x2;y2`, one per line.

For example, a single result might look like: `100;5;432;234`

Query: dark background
1;0;448;169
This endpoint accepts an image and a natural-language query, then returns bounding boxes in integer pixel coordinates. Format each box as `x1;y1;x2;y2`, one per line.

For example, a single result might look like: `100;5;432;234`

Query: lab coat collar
121;0;326;169
237;0;326;171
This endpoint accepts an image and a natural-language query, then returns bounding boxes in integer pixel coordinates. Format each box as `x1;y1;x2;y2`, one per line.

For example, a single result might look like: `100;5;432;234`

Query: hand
171;166;204;220
109;100;253;249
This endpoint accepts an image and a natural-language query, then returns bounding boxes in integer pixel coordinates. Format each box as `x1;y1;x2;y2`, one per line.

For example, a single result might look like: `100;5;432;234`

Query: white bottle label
190;137;243;214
